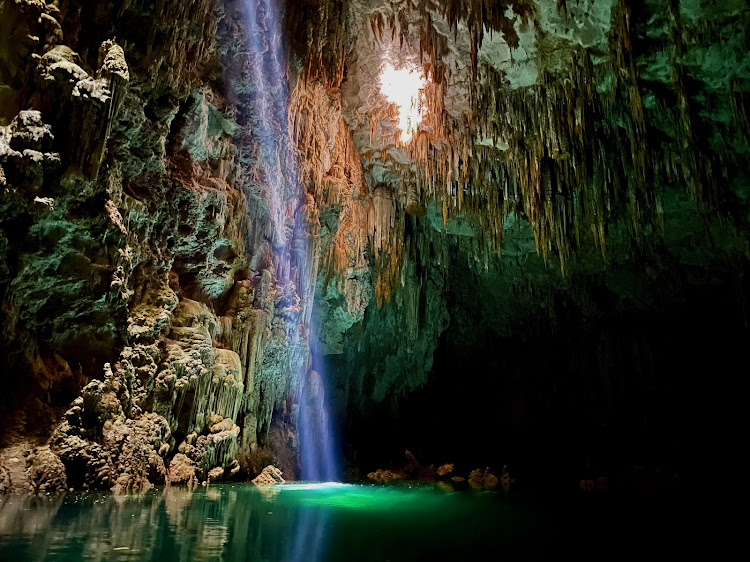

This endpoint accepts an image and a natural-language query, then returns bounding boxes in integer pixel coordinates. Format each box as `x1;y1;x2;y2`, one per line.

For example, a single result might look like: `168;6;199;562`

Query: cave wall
0;0;372;493
334;214;748;483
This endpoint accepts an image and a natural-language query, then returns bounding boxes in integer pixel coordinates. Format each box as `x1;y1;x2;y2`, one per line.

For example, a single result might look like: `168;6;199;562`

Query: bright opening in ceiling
379;63;426;142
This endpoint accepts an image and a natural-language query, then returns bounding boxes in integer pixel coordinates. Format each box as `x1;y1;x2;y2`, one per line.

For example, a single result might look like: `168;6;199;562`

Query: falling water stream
297;330;340;482
240;0;288;248
240;0;339;483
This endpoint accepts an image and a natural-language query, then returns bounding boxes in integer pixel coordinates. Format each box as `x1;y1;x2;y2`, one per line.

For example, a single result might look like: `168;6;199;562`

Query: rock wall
0;0;372;492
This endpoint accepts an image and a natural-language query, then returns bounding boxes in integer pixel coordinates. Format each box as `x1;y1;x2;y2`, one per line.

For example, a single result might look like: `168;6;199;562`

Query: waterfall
241;0;289;250
240;0;339;482
298;331;339;481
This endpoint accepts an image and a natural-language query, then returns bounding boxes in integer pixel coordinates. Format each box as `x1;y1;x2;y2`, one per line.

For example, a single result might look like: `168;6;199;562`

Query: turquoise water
0;482;689;561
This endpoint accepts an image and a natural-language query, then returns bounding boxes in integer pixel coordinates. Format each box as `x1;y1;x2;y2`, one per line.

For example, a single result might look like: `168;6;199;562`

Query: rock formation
251;464;285;485
0;0;748;492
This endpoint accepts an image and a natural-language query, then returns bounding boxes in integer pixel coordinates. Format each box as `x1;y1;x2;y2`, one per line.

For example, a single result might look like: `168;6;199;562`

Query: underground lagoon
0;0;746;559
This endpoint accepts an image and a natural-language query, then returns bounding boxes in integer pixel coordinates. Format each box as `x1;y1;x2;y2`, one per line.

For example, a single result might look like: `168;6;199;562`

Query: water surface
0;482;690;561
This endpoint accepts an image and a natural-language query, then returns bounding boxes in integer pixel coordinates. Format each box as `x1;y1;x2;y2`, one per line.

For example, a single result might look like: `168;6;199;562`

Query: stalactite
284;0;749;307
285;0;351;87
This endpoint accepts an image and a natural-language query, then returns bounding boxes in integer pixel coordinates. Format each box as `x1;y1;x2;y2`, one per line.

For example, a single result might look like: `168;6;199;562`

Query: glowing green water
0;482;689;561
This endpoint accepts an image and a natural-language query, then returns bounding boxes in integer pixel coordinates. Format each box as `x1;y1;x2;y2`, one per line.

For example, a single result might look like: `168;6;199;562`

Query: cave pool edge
0;477;700;561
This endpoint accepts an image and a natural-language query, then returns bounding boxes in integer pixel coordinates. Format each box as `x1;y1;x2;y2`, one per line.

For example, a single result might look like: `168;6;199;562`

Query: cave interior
0;0;747;557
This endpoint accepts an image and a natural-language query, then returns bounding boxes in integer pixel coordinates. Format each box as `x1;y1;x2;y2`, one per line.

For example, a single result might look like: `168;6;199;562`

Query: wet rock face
0;0;291;490
0;444;67;495
0;0;372;492
1;2;135;446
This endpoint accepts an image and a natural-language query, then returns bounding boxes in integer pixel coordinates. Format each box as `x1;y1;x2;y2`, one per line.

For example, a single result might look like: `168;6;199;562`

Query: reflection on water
0;483;543;561
0;482;694;561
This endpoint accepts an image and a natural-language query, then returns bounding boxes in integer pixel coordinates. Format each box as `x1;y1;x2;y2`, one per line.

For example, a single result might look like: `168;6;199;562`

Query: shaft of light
380;63;426;142
240;0;340;486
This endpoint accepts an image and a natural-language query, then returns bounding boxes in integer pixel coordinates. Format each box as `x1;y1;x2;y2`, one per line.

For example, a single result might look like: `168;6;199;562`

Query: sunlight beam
379;63;426;142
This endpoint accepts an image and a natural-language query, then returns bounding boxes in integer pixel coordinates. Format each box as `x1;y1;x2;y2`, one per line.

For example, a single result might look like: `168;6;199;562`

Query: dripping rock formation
1;0;748;492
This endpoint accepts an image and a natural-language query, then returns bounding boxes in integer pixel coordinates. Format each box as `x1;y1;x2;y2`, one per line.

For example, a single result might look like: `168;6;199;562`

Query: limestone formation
252;465;285;486
167;453;197;485
25;447;67;495
0;466;9;494
436;463;454;477
367;469;404;483
0;0;748;494
469;468;498;490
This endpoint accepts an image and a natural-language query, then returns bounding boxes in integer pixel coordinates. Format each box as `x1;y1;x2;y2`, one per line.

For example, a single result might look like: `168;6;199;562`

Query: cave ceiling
308;0;750;270
297;0;750;369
